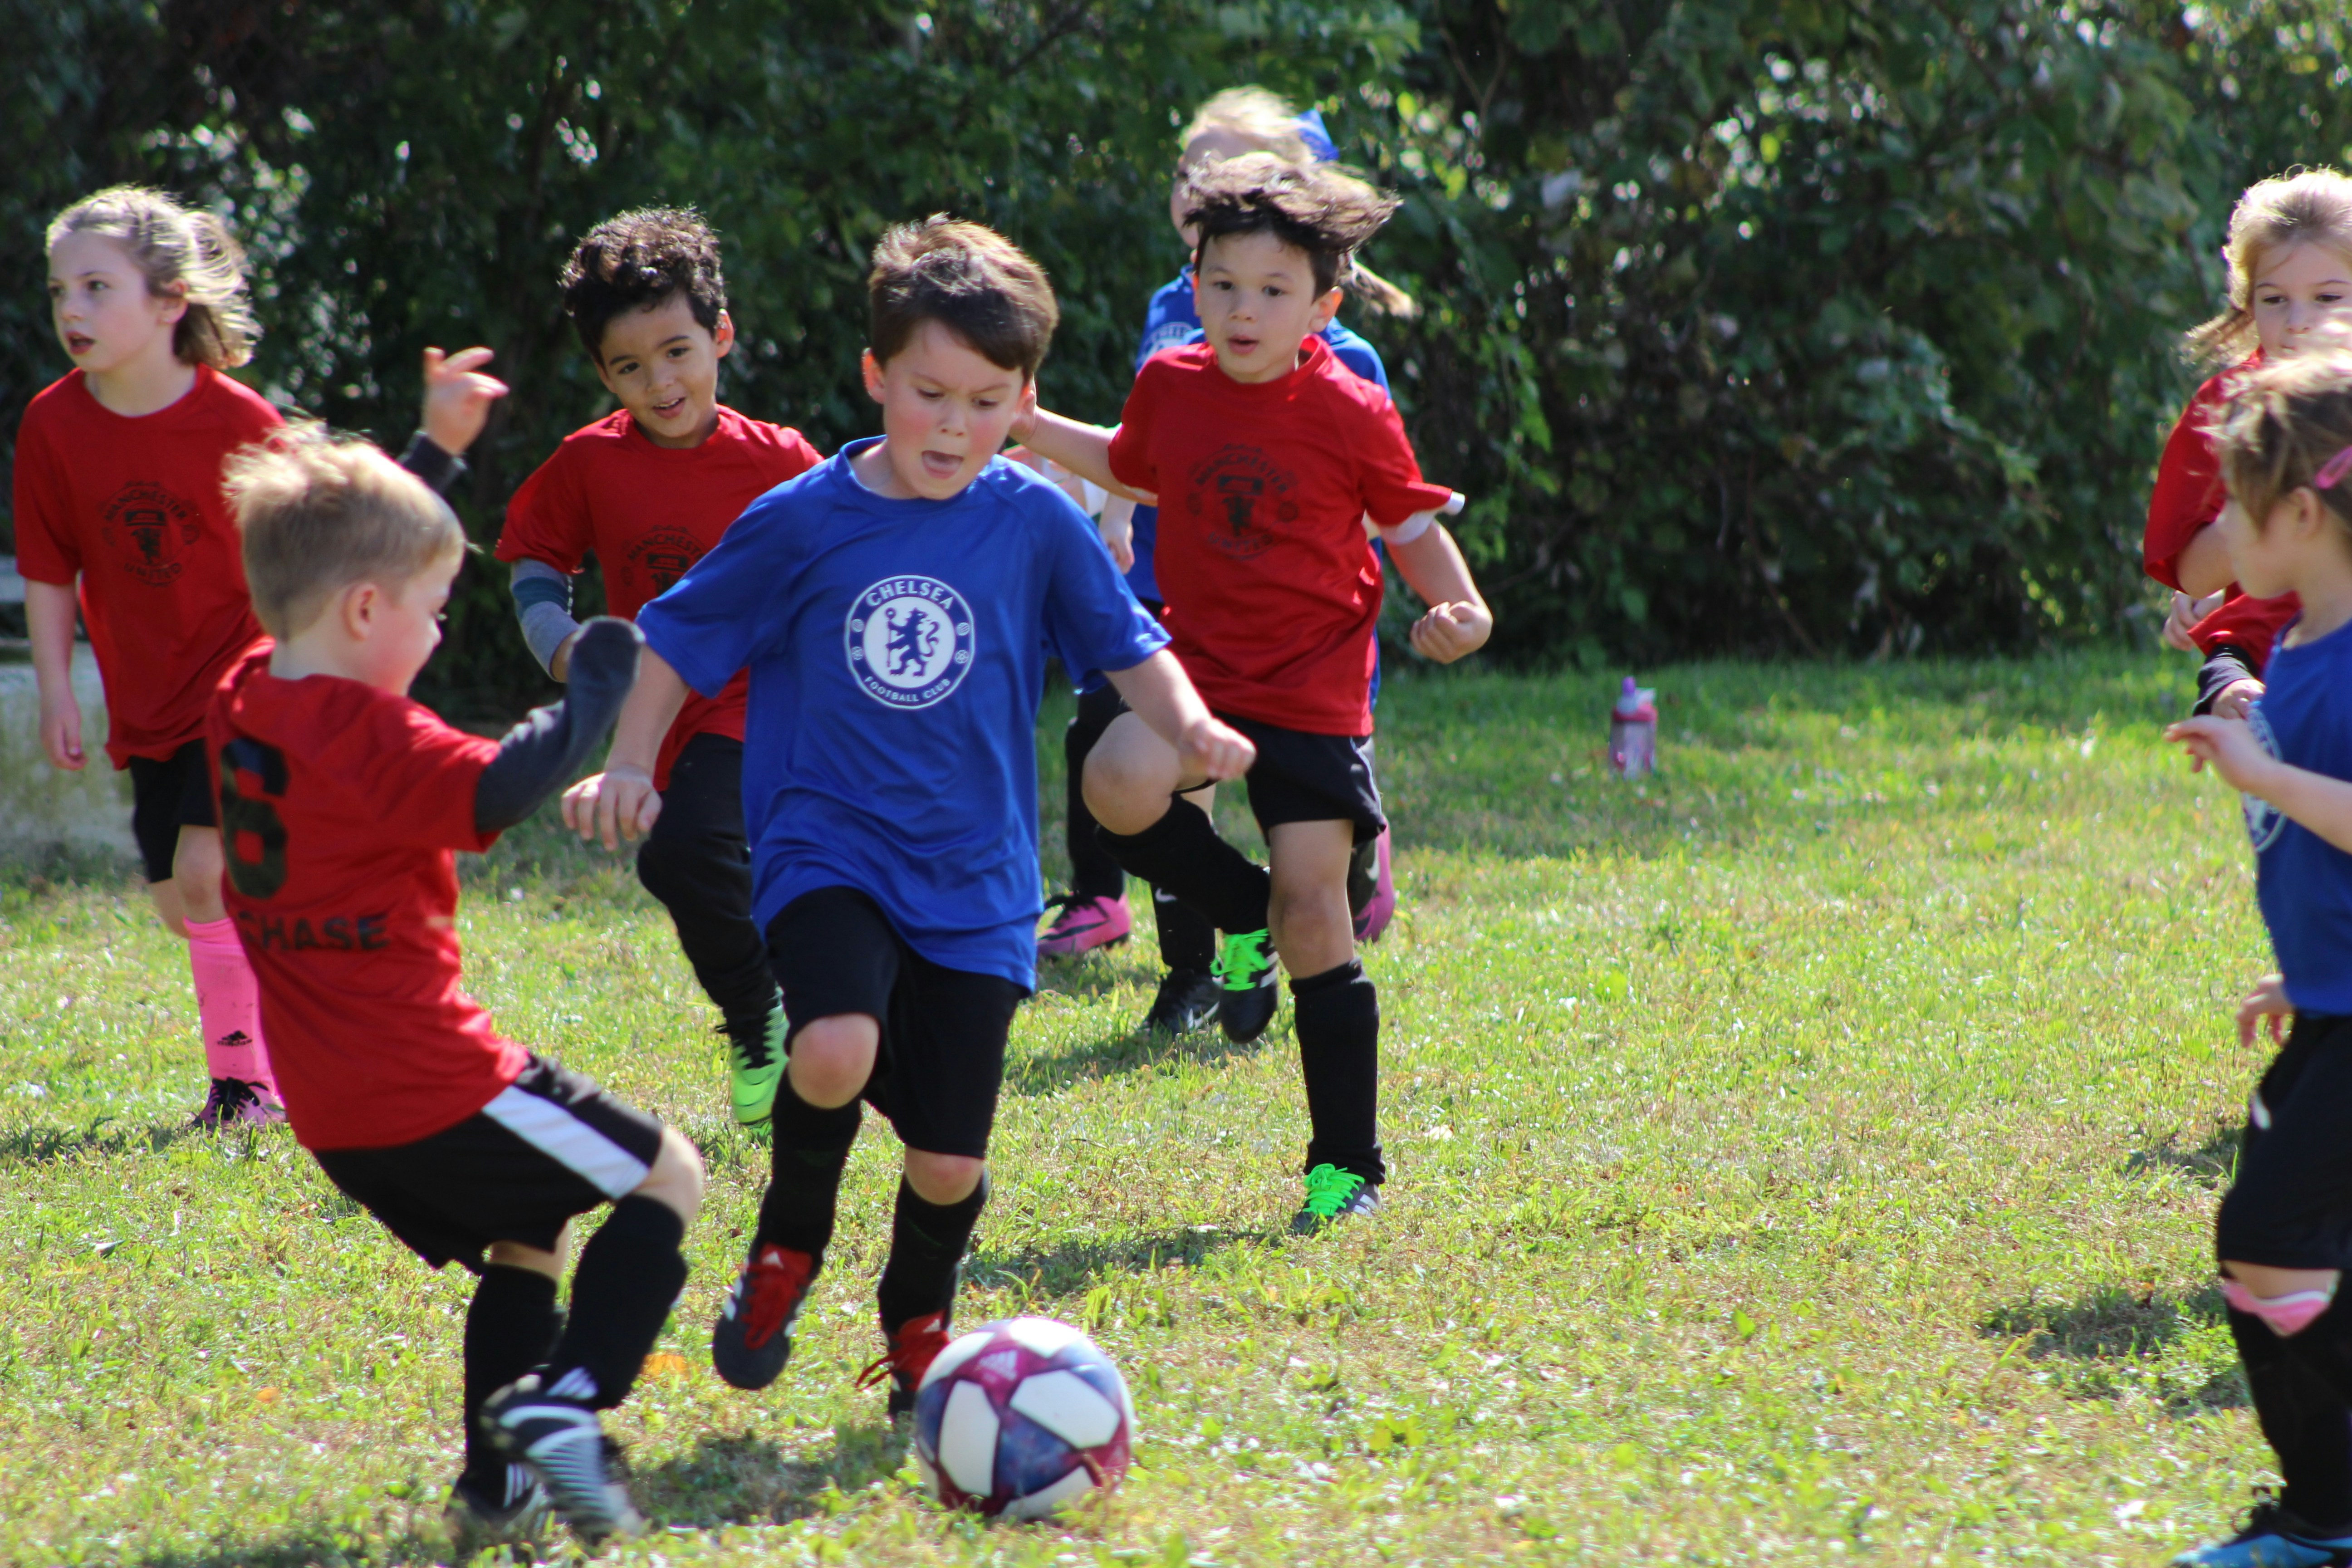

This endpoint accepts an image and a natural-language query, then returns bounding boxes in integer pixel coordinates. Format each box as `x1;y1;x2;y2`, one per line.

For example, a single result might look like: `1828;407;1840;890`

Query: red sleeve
2194;589;2300;670
1105;366;1163;494
494;446;590;570
774;429;823;481
346;697;502;853
2144;372;2232;588
1350;392;1455;528
10;403;79;585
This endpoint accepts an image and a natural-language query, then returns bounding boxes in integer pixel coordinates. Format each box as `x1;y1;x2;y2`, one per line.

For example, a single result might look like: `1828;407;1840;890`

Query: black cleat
1291;1164;1382;1234
480;1373;644;1545
710;1244;819;1392
1212;929;1280;1043
444;1463;549;1553
1143;968;1222;1036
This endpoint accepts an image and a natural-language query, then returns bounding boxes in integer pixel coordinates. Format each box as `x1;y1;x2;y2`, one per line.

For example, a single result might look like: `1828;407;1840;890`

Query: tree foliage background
5;0;2351;716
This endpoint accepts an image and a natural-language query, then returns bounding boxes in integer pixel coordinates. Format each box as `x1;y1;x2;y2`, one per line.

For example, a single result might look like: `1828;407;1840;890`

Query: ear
862;349;886;405
712;309;736;362
1307;286;1345;334
2290;485;2331;542
153;281;190;328
337;581;380;641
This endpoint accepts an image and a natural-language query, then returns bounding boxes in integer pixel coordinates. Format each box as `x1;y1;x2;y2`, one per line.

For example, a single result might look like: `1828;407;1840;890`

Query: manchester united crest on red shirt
626;525;704;596
100;481;203;585
1185;445;1298;560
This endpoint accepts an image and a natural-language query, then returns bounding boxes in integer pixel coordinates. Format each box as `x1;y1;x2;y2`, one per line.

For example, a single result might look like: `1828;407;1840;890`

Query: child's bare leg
1083;710;1204;833
173;825;227;924
1267;821;1355;977
2227;1262;2343;1303
1086;714;1271;944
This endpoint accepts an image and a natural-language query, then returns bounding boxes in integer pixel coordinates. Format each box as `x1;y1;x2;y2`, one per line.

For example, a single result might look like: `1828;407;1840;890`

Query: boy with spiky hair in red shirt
1019;153;1492;1233
496;207;822;1130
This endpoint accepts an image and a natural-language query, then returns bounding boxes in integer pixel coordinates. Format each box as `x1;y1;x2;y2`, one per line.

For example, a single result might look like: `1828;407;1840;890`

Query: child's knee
904;1148;985;1205
174;825;225;887
789;1014;880;1106
635;1125;705;1225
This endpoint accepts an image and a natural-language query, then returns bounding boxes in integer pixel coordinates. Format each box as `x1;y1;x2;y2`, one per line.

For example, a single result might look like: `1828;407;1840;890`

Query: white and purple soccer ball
911;1316;1136;1519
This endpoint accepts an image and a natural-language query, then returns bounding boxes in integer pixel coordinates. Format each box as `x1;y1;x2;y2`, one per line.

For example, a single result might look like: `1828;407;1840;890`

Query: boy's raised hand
562;765;662;850
1409;599;1493;663
2166;713;2276;794
2238;970;2293;1047
420;346;509;458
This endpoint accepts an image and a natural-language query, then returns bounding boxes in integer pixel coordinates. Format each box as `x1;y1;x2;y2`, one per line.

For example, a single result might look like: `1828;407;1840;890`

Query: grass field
0;652;2288;1566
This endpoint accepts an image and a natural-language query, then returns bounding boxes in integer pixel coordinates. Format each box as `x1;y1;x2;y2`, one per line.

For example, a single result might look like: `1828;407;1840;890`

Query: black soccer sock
1097;799;1270;936
1293;960;1385;1186
545;1196;688;1410
461;1264;563;1491
1153;885;1218;973
1064;691;1127;902
2233;1302;2352;1529
755;1077;862;1259
877;1173;990;1333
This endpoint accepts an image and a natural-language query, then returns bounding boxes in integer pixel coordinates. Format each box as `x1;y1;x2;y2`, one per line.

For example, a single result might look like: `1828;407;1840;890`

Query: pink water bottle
1609;677;1656;778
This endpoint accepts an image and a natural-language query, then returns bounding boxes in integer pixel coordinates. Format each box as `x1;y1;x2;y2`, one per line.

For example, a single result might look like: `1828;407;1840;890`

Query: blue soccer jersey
637;441;1168;989
1125;269;1390;603
2248;615;2352;1014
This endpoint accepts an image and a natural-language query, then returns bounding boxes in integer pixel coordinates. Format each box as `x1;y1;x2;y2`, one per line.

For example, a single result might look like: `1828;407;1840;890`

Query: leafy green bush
5;0;2351;712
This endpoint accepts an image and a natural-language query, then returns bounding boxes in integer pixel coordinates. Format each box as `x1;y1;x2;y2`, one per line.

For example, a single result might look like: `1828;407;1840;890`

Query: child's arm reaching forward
560;647;692;849
1382;498;1494;663
1102;650;1256;782
2170;713;2352;853
1012;408;1155;505
475;617;642;833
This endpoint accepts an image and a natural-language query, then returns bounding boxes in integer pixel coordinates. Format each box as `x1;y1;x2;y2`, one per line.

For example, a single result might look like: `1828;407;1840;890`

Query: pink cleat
1352;829;1397;944
1037;892;1131;958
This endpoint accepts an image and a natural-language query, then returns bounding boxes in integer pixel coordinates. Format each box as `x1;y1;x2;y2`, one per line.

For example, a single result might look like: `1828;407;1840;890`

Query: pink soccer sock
186;917;277;1097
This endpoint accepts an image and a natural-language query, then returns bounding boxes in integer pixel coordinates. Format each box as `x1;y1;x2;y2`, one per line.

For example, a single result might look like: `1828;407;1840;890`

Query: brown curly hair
560;207;727;361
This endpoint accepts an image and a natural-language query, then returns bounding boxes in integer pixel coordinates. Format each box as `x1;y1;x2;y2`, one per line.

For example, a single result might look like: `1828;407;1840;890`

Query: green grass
0;651;2287;1565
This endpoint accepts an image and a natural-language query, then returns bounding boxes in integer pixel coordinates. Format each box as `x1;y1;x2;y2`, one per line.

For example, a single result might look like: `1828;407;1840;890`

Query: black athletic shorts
311;1056;666;1273
126;739;217;883
1218;712;1386;846
2217;1012;2352;1270
765;886;1027;1160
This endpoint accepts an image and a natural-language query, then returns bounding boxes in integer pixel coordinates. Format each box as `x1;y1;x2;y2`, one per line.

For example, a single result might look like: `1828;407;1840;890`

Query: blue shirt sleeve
1136;273;1203;372
636;485;806;697
1321;323;1391;393
1030;483;1169;685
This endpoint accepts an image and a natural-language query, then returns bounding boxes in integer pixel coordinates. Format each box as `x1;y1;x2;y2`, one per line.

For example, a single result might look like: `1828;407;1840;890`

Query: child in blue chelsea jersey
563;218;1254;1417
2169;349;2352;1568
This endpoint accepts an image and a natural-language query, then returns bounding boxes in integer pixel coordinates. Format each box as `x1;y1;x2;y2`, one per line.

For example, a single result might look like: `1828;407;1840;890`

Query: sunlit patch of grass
0;651;2284;1563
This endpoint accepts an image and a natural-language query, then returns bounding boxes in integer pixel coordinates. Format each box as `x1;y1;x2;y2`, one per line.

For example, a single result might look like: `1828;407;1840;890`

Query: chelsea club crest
846;576;975;710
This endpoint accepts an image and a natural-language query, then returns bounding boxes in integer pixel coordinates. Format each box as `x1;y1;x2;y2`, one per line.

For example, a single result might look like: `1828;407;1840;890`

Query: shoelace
724;1017;778;1074
1039;893;1111;935
855;1311;950;1391
1212;930;1272;992
215;1078;264;1120
1301;1164;1367;1219
738;1246;815;1348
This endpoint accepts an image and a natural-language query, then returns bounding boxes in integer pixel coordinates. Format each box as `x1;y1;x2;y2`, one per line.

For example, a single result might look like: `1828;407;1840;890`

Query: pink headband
2321;445;2352;490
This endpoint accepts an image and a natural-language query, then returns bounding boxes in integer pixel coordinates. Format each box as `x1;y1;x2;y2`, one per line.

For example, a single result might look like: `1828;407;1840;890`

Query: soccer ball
911;1316;1136;1519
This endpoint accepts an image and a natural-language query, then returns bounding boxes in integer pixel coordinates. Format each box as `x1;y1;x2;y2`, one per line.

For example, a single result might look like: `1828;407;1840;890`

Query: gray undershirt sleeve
510;557;584;678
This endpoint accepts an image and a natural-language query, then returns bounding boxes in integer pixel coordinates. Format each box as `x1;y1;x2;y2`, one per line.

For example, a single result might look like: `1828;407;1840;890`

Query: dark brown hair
226;424;465;637
1181;152;1400;297
2212;346;2352;534
866;216;1058;378
560;206;727;361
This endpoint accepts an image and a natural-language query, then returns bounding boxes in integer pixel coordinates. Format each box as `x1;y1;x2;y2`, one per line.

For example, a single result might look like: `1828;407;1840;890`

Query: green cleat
1291;1163;1381;1234
727;1005;786;1127
1212;929;1279;1043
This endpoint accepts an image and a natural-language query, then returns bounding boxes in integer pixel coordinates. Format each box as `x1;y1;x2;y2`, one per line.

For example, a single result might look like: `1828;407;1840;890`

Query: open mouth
1224;335;1260;357
649;395;688;421
921;449;964;479
65;333;94;355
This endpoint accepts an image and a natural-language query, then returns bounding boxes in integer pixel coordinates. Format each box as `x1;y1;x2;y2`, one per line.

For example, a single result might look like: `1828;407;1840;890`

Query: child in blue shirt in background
563;217;1253;1416
1039;86;1415;1033
2169;348;2352;1568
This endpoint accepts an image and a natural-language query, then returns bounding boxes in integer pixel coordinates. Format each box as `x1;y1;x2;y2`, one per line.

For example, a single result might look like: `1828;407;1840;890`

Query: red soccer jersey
2144;357;2299;668
495;405;820;784
208;648;528;1152
12;366;281;766
1106;338;1451;735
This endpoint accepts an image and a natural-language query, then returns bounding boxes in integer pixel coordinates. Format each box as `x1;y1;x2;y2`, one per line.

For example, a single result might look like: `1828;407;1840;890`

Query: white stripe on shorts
481;1083;651;1200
